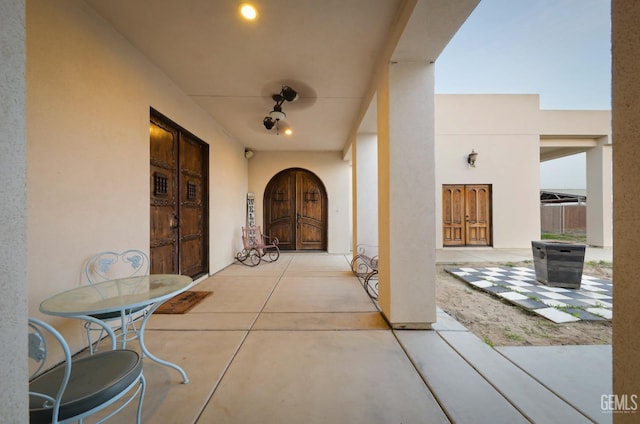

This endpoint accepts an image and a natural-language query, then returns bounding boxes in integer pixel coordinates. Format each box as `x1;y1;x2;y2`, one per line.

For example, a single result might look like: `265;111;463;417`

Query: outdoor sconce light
467;150;478;167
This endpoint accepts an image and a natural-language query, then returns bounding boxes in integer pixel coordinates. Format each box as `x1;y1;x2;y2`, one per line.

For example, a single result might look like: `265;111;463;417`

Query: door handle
170;213;179;229
296;213;301;226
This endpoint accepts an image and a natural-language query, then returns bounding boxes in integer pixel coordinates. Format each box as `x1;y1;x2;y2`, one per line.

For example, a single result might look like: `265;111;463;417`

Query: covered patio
90;250;612;423
3;1;640;422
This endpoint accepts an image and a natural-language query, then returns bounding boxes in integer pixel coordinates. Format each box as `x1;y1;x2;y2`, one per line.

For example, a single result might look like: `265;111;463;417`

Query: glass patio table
40;274;194;383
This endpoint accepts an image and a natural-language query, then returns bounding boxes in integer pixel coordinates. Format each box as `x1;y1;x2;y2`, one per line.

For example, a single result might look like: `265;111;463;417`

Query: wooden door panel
150;123;177;166
270;193;293;221
180;237;203;276
150;206;175;241
265;173;295;250
442;185;465;246
151;245;177;274
297;171;326;249
180;207;200;235
299;223;323;244
179;202;204;277
299;173;323;220
443;226;464;244
150;119;179;274
465;185;491;246
179;134;206;277
270;221;294;247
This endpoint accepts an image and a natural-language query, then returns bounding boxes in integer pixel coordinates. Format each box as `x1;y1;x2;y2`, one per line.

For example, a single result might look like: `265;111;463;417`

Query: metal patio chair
83;250;150;353
28;317;145;424
236;226;280;266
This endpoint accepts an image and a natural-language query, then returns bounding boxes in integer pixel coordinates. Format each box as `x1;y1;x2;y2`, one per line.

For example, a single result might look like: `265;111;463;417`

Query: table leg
137;302;190;384
120;310;128;350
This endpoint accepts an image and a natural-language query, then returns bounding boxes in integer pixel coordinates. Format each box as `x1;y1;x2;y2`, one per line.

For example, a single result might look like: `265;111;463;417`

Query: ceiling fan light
269;110;286;121
262;85;298;131
281;86;298;102
263;116;275;130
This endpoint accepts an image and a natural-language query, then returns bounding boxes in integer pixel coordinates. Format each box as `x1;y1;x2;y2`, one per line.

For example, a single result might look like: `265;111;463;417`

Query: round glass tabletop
40;274;193;317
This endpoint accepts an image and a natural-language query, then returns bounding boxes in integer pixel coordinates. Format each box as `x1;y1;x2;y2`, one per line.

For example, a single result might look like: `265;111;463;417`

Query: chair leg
92;374;146;424
136;374;146;424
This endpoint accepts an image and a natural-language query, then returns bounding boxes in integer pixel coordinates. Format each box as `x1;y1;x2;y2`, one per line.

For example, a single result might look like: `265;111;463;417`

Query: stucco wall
435;94;542;248
247;151;352;254
0;0;27;421
27;0;247;346
540;109;612;138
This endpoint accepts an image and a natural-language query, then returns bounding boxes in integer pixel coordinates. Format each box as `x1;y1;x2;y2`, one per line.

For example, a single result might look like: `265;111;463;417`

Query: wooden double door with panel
150;111;209;278
264;168;327;251
442;184;492;247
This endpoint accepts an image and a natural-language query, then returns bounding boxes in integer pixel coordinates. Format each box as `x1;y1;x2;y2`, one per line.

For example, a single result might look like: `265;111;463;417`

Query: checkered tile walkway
445;266;613;323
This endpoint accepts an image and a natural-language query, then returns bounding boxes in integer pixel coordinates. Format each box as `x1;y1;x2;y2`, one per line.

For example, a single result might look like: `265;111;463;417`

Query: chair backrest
242;226;276;249
28;317;142;424
241;226;258;249
84;249;150;284
28;318;72;423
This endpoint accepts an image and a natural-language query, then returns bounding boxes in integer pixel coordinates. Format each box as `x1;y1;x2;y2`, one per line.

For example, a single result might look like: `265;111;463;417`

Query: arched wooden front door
264;168;327;251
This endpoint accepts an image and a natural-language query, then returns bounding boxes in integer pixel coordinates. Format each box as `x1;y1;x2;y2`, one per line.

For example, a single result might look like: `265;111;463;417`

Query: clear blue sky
436;0;611;110
435;0;611;189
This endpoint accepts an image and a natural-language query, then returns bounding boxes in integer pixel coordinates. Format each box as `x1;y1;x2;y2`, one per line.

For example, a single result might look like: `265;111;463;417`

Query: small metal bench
350;244;379;300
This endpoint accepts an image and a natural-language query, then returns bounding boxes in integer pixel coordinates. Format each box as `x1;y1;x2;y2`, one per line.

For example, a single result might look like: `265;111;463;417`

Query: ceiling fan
263;86;298;132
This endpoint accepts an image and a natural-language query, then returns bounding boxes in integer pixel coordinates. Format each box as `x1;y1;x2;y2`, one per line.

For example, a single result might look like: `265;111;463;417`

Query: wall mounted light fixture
244;149;254;159
263;86;298;134
467;150;478;167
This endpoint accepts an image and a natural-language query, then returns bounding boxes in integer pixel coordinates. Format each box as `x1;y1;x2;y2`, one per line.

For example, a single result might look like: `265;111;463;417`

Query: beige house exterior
435;94;612;249
2;0;638;421
355;94;611;251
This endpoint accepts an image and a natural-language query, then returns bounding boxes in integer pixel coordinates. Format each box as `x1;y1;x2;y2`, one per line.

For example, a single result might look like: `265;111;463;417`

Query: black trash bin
531;241;586;289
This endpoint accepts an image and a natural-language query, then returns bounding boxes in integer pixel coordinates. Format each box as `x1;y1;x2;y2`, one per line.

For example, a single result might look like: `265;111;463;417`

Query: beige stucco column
377;61;436;329
586;141;613;247
355;133;379;248
0;0;27;422
613;0;640;416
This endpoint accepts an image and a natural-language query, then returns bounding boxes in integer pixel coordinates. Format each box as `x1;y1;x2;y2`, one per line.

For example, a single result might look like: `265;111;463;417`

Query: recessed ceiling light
239;4;258;20
284;128;293;136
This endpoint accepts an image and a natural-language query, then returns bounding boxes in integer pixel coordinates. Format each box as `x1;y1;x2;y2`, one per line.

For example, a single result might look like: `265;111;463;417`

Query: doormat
445;267;612;323
155;291;213;314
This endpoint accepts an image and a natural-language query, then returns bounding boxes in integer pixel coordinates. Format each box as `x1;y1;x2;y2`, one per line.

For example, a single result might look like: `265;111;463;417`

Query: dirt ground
436;261;613;347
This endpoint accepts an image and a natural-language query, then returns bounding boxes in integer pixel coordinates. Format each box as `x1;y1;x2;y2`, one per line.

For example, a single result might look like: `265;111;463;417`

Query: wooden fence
540;204;586;235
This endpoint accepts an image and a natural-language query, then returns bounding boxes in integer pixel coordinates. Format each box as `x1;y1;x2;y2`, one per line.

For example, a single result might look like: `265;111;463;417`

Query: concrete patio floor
108;249;613;423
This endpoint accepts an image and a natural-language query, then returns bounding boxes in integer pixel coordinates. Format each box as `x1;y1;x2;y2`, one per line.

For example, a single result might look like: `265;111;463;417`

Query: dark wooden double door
150;111;208;278
442;184;492;246
264;168;327;251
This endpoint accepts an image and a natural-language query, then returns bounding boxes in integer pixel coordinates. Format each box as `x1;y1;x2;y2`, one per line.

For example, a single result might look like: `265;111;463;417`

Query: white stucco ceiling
85;0;478;152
